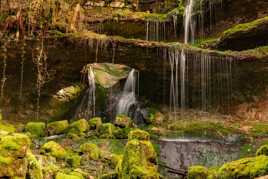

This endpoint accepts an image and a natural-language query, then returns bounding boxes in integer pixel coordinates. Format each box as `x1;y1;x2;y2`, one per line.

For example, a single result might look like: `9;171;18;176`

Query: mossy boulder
68;119;89;135
128;129;150;141
119;139;159;179
55;172;84;179
66;152;81;167
215;16;268;50
88;117;102;130
26;151;43;179
25;122;46;137
0;133;31;178
47;120;69;135
80;142;101;160
99;123;116;138
41;141;67;159
216;155;268;178
256;145;268;156
188;166;209;179
115;115;132;128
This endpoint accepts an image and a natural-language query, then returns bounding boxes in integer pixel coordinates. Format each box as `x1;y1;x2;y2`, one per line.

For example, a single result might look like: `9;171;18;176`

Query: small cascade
117;69;139;116
74;66;96;119
145;20;177;41
32;39;48;120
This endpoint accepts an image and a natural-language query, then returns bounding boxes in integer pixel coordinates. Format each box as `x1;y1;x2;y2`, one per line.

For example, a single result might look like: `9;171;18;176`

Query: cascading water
74;66;96;119
116;69;139;116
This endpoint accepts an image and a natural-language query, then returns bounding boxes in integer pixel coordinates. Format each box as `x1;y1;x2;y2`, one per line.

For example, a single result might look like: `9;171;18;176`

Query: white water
74;66;96;119
117;69;138;115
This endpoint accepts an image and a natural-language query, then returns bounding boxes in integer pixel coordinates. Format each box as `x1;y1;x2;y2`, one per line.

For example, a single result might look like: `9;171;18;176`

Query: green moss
128;129;150;141
41;141;67;159
66;152;81;167
167;120;240;140
68;119;89;135
188;166;209;179
88;117;102;130
25;122;46;137
217;155;268;178
115;115;132;128
26;151;43;179
250;123;268;137
99;123;116;138
223;16;268;38
0;122;16;133
47;120;69;135
256;145;268;156
0;156;13;165
55;172;84;179
119;139;159;179
80;142;101;160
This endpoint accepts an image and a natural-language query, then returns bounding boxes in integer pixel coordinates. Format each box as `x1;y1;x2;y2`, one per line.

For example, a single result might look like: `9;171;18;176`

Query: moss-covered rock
55;171;84;179
47;120;69;135
0;133;31;178
215;16;268;50
80;142;101;160
25;122;46;137
66;152;81;167
26;151;43;179
41;141;67;159
217;155;268;178
99;123;116;138
68;119;89;135
128;129;150;141
0;121;16;133
88;117;102;130
115;115;132;128
256;145;268;156
188;166;209;179
119;139;159;179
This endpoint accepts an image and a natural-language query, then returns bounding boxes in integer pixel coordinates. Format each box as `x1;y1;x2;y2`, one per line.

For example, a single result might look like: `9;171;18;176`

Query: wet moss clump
80;142;101;160
128;129;150;141
256;145;268;156
188;166;209;179
68;119;89;137
88;117;102;130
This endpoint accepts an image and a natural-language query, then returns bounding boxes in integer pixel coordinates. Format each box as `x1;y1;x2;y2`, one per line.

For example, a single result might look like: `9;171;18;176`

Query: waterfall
116;69;139;116
74;66;96;119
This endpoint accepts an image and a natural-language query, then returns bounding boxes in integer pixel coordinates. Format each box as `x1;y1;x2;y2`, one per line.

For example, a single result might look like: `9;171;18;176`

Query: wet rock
47;120;69;135
256;145;268;156
215;16;268;50
88;117;102;130
41;141;67;159
25;122;46;137
128;129;150;141
115;115;132;128
80;143;101;160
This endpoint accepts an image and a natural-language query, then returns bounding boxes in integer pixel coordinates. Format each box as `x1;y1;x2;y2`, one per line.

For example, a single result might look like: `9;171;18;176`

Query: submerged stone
25;122;46;137
128;129;150;141
41;141;67;159
80;142;101;160
47;120;69;135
